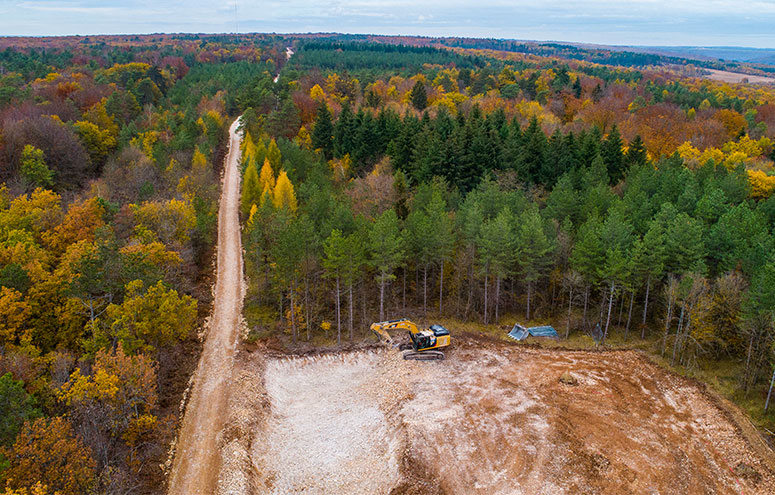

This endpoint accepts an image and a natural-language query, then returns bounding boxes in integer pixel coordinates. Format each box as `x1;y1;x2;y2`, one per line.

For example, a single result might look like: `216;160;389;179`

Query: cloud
2;0;775;47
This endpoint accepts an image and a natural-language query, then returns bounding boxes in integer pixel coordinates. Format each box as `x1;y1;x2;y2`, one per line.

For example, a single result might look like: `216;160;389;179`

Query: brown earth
218;338;775;494
704;69;775;84
167;117;244;495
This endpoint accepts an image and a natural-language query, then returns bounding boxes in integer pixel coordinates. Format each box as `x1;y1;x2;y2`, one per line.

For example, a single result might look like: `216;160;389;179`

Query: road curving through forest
168;117;244;495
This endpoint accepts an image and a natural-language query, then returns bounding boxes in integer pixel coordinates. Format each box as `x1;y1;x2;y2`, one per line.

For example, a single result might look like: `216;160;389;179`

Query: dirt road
168;117;244;495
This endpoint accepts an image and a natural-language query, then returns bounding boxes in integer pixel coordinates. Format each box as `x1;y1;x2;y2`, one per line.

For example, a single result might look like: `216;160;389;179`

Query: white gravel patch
256;353;401;494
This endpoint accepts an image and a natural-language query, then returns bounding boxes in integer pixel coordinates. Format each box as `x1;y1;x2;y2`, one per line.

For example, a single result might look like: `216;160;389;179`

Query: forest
0;34;287;494
1;32;775;494
238;38;775;436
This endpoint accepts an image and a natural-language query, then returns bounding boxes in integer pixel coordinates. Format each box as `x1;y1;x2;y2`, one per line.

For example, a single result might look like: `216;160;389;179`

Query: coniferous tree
515;205;556;321
369;209;404;321
388;113;419;176
273;170;297;213
570;215;605;327
626;135;648;168
744;262;775;411
707;204;773;277
311;101;334;159
477;208;515;324
519;116;546;183
344;229;367;341
272;214;312;344
592;83;603;102
572;77;582;98
393;170;410;221
601;125;625;184
599;205;635;343
632;219;666;336
580;127;603;168
410;80;428;111
266;139;282;173
660;204;706;276
405;200;435;317
334;104;356;158
0;372;40;447
546;173;580;226
258;158;275;206
241;158;261;216
323;229;348;345
541;129;567;186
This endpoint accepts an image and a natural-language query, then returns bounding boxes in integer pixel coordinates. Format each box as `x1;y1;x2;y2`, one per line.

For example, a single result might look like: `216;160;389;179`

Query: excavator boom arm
370;318;418;346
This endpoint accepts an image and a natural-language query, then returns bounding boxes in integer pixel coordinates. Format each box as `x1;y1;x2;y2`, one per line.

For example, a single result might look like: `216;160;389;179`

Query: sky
3;0;775;48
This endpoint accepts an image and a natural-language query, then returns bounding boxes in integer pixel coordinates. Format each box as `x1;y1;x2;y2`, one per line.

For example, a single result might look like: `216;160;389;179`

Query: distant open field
704;69;775;84
216;338;775;494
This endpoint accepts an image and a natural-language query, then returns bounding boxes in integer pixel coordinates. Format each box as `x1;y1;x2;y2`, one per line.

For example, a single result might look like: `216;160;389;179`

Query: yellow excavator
370;318;451;360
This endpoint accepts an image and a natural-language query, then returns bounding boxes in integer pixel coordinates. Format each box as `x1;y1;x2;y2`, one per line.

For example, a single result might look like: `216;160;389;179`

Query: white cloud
2;1;775;47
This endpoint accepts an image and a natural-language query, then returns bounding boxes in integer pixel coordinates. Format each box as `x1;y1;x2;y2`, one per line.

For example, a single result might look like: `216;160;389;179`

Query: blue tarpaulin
508;323;559;341
528;325;559;339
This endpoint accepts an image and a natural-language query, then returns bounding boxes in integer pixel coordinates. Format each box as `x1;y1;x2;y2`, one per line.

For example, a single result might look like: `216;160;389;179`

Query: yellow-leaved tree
42;196;105;255
748;169;775;199
241;158;261;216
310;84;325;101
59;342;160;473
266;138;282;173
3;417;95;495
258;158;275;207
0;287;31;347
273;170;297;213
241;131;256;162
98;279;197;354
130;199;196;245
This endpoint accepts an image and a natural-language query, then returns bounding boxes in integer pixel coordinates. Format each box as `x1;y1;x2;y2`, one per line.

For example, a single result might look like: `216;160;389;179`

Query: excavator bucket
370;322;395;346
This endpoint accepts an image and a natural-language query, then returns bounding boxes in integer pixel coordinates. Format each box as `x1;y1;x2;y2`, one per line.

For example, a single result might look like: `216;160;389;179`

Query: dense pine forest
1;33;775;493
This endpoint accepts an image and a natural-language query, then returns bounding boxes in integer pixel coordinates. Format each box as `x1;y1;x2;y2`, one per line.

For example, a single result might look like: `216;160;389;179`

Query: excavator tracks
402;350;445;361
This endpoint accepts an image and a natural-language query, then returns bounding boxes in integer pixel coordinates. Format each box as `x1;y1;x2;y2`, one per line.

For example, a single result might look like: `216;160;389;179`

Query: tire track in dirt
168;117;244;495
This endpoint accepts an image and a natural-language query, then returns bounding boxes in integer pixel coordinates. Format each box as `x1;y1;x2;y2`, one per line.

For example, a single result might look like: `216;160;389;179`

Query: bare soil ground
704;69;775;84
167;117;244;495
218;337;775;494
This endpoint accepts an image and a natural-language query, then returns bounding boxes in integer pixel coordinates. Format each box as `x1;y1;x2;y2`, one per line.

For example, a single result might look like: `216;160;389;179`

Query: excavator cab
370;319;450;360
410;324;451;351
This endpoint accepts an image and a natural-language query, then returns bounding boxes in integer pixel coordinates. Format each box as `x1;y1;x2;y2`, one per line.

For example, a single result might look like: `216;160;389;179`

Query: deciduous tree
19;145;54;190
3;417;95;495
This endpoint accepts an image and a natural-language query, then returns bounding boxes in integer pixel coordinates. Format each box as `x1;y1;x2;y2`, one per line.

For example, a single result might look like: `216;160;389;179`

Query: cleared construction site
215;336;775;495
168;119;775;495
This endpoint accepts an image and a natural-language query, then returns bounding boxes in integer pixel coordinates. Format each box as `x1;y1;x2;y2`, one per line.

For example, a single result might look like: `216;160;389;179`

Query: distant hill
630;46;775;65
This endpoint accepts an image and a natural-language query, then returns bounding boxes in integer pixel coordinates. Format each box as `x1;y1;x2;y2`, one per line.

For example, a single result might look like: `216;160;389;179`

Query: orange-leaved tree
2;417;95;495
